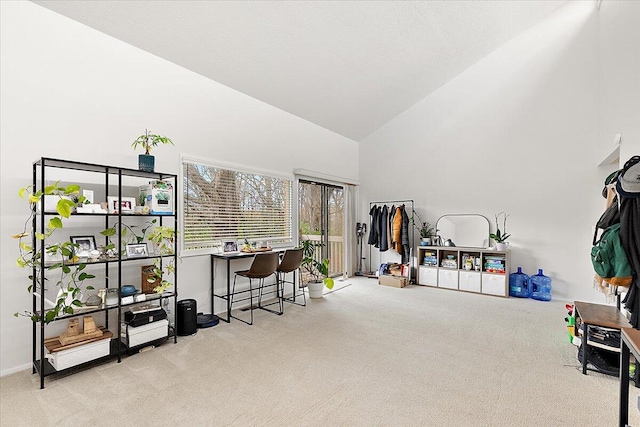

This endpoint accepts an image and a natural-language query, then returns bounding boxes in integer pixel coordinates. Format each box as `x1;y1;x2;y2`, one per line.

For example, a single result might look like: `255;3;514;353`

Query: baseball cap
616;155;640;198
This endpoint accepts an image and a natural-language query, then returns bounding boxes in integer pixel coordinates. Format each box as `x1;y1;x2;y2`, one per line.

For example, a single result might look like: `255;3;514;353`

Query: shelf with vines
14;157;178;388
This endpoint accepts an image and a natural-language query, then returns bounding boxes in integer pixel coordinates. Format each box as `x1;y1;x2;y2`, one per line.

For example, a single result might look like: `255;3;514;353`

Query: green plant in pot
100;218;158;253
300;239;334;299
100;221;177;293
145;225;177;293
412;211;436;245
490;212;511;251
13;183;95;323
419;222;436;245
131;129;174;172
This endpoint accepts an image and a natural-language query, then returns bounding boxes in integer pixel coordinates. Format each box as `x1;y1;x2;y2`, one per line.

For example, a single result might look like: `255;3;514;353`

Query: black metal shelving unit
31;157;179;388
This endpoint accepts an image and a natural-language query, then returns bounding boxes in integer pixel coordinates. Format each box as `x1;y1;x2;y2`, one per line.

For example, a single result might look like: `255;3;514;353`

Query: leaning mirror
435;214;490;248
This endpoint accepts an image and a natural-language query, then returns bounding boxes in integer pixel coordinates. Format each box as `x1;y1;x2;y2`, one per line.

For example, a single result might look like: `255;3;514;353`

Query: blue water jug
509;267;530;298
531;269;552;301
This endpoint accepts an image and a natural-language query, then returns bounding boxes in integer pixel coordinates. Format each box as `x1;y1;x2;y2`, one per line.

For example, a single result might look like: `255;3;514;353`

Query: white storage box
121;319;169;348
37;195;75;214
45;337;111;371
139;180;173;215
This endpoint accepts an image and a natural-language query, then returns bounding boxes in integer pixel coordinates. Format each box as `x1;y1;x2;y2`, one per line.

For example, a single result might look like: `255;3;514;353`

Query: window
182;160;293;252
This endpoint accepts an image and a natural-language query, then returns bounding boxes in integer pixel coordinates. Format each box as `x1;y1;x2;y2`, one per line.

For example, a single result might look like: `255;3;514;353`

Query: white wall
360;2;619;303
598;0;640;163
0;1;358;375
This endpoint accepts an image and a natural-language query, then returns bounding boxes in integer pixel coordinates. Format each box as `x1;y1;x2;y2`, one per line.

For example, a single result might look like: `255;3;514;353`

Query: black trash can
177;299;197;336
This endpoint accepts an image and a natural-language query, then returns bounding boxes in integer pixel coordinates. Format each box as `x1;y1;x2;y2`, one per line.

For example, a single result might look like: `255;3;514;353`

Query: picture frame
107;196;136;213
126;243;148;258
70;236;97;256
223;241;238;253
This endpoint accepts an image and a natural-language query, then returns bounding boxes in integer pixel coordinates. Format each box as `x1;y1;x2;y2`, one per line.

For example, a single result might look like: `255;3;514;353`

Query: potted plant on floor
300;239;334;298
490;212;511;251
131;129;174;172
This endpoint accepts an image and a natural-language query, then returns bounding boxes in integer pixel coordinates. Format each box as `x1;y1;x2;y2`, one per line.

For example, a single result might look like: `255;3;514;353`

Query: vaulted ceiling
33;1;568;141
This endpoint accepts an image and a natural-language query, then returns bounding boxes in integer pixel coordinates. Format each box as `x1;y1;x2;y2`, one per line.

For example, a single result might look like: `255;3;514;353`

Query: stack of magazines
484;256;506;273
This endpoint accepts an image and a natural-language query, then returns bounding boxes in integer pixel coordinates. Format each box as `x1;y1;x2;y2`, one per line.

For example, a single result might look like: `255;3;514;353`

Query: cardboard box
45;336;111;371
121;319;168;348
378;274;408;288
139;180;173;215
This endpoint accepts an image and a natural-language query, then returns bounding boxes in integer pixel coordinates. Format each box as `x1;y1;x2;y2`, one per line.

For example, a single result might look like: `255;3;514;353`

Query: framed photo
223;241;238;253
126;243;148;258
107;196;136;213
70;236;97;255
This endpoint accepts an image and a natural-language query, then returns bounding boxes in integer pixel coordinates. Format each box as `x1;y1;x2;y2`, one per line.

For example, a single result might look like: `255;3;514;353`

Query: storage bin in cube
121;319;169;348
139;180;173;215
45;337;111;371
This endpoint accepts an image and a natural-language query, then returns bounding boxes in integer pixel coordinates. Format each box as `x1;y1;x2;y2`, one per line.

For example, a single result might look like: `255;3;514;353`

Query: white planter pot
307;282;324;299
420;237;431;246
495;242;509;251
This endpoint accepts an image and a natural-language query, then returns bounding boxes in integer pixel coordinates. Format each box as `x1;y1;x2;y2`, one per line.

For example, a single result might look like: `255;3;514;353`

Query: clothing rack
366;199;415;279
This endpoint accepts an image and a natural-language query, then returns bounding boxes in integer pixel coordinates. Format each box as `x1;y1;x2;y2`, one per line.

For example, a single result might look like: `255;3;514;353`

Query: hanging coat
393;206;403;254
619;157;640;327
389;205;396;248
367;205;378;245
380;205;389;252
401;206;410;263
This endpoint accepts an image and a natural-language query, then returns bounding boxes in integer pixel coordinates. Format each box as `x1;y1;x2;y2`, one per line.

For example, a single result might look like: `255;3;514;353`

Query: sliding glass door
299;180;344;277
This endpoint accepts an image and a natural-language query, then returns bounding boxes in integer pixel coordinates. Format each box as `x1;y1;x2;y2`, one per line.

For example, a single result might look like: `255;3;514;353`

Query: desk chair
278;248;305;308
231;252;279;325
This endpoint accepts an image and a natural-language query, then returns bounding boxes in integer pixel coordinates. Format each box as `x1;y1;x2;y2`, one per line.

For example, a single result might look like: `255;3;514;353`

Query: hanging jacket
380;205;389;252
619;157;640;327
389;205;396;248
401;206;410;263
393;206;403;254
368;205;378;246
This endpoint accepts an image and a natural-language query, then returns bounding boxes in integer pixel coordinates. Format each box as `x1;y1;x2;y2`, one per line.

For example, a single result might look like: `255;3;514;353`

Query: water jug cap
517;267;522;273
538;269;543;275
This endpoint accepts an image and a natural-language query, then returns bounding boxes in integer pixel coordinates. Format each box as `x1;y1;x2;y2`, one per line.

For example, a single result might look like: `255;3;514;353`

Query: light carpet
1;277;638;426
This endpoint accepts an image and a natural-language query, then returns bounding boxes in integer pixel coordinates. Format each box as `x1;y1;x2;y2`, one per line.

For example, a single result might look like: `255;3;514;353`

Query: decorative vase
307;281;324;299
420;237;431;246
495;242;509;251
138;154;155;172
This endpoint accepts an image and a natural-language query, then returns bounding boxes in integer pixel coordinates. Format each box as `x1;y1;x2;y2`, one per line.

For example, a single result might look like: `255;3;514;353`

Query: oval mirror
435;214;490;248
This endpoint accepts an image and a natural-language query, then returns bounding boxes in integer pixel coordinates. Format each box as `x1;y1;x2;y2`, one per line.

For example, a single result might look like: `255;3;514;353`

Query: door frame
297;178;346;278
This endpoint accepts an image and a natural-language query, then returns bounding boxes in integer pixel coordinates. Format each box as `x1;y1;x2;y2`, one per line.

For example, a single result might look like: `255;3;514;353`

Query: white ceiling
33;0;568;141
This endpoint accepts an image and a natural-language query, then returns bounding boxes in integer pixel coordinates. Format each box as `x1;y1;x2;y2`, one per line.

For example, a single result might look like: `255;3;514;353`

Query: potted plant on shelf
490;212;511;251
300;239;334;299
145;225;177;294
13;183;95;323
131;129;174;172
419;222;436;246
412;211;436;246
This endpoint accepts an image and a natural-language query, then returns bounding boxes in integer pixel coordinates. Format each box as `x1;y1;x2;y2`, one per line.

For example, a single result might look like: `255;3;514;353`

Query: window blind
183;161;292;251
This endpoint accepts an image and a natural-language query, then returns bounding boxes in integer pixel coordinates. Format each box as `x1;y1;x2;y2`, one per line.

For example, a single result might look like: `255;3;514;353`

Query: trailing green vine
13;182;95;323
100;218;158;254
146;225;177;294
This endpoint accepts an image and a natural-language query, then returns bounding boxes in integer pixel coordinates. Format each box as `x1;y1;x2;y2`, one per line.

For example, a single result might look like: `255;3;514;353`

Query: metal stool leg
230;275;254;325
283;269;306;307
249;278;254;325
256;274;283;315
